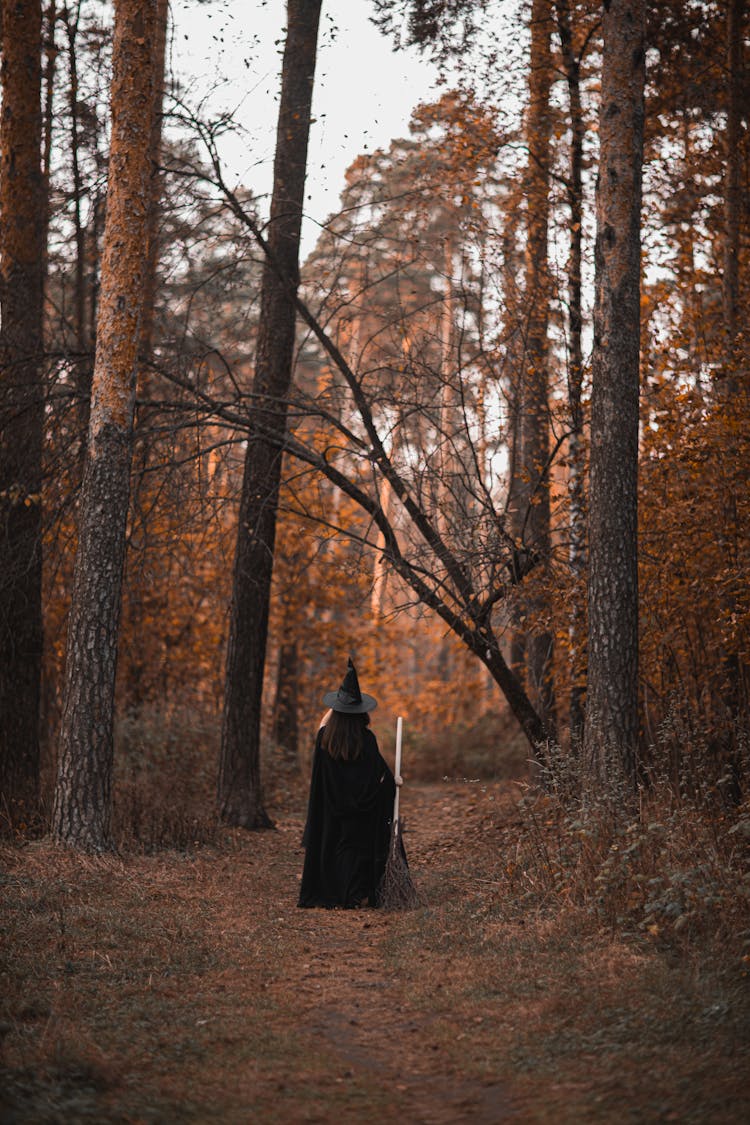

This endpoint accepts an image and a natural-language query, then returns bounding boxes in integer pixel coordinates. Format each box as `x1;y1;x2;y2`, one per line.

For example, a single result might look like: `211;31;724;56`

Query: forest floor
1;778;749;1124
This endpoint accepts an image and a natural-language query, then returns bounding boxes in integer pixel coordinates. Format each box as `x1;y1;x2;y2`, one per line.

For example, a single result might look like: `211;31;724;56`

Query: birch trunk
52;0;159;850
218;0;322;828
584;0;645;789
0;0;45;827
520;0;556;741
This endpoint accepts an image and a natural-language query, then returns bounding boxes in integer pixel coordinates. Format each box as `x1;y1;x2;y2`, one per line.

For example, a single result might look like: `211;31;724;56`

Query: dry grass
2;770;749;1123
391;774;750;1122
0;822;406;1123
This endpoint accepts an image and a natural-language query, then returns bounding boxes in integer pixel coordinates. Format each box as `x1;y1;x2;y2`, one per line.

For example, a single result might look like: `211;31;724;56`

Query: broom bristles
378;819;418;910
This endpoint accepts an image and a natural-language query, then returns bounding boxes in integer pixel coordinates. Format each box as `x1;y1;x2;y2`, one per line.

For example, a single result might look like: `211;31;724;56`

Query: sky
170;0;444;256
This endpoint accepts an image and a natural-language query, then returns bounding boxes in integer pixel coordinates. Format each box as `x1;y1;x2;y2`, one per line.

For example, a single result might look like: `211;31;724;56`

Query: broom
378;716;418;910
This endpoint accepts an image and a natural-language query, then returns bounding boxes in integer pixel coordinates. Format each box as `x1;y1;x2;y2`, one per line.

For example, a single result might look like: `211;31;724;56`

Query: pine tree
218;0;322;828
584;0;645;789
0;0;45;829
52;0;162;850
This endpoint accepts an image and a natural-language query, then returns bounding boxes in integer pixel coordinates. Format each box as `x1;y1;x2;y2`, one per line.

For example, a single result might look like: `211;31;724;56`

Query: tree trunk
584;0;645;790
138;0;168;368
218;0;322;828
63;3;86;353
722;0;744;380
273;638;299;767
41;1;57;276
127;0;169;668
437;234;456;533
0;0;45;831
52;0;159;851
371;451;395;618
719;0;746;750
472;631;549;752
60;0;96;454
503;195;527;684
520;0;556;740
555;0;586;744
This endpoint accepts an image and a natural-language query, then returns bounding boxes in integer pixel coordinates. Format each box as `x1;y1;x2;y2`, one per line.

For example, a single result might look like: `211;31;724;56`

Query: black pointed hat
323;658;377;714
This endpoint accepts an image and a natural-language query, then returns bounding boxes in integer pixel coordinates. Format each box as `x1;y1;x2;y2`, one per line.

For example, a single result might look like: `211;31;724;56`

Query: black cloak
298;728;395;908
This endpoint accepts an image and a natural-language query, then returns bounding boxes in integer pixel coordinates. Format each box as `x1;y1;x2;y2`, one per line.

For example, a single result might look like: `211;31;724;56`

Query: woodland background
0;0;748;851
1;0;750;1119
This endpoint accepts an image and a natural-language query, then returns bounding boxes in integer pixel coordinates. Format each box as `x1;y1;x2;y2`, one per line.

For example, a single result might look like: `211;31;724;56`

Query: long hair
321;710;370;761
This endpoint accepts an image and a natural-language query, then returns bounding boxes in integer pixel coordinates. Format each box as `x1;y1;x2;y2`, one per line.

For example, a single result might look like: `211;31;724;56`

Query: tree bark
555;0;587;744
503;194;527;683
128;0;169;642
218;0;322;828
138;0;168;367
371;446;396;618
0;0;45;830
718;0;746;740
52;0;160;851
584;0;645;790
61;2;93;447
62;3;86;354
41;1;57;276
722;0;744;379
519;0;556;740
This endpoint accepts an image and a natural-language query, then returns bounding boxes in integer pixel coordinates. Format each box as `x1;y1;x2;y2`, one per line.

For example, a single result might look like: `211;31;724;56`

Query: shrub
503;715;750;955
113;704;219;851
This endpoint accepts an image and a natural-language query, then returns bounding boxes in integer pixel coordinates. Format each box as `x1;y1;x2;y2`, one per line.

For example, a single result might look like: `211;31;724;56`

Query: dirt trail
2;779;523;1125
4;777;747;1123
253;783;514;1123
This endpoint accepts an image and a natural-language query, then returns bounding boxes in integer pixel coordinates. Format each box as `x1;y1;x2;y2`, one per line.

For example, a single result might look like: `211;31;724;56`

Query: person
298;659;401;909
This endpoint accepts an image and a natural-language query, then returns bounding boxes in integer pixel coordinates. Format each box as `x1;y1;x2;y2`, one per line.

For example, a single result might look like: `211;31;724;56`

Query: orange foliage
639;375;750;738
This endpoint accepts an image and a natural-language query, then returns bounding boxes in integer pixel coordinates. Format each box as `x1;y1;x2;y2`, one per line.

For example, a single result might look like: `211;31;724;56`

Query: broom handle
393;716;403;825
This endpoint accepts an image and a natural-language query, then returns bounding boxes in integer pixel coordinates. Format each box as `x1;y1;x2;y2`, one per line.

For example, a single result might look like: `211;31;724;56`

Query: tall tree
59;0;98;446
61;2;87;361
718;0;747;746
217;0;322;828
518;0;556;741
0;0;45;829
554;0;592;744
503;187;528;686
722;0;744;387
138;0;168;366
52;0;160;850
584;0;645;789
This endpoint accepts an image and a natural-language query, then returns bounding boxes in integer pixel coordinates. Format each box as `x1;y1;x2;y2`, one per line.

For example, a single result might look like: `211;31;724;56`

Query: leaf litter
1;780;749;1123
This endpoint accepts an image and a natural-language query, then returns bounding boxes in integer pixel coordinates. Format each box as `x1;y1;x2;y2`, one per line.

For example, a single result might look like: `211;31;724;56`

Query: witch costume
298;660;395;909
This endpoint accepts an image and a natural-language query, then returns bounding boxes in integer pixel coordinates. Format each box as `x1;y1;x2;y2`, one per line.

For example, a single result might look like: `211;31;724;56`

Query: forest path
3;777;749;1123
247;781;515;1123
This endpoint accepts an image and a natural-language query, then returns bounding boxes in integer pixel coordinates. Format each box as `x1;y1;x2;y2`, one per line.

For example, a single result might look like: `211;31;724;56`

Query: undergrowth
501;719;750;963
105;702;530;853
400;708;529;782
113;705;220;851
